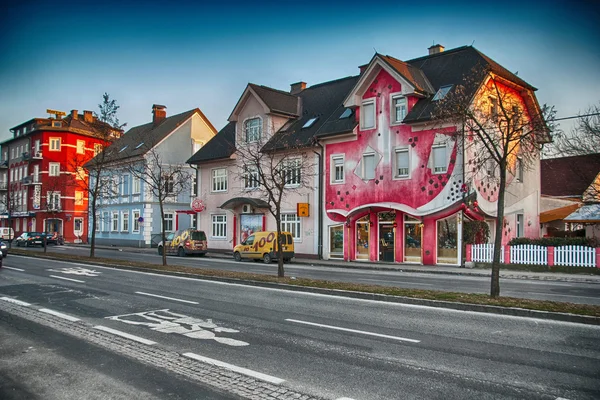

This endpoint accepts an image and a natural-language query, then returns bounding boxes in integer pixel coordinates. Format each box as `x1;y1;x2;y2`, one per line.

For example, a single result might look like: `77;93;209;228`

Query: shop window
356;215;370;260
437;215;458;265
329;225;344;259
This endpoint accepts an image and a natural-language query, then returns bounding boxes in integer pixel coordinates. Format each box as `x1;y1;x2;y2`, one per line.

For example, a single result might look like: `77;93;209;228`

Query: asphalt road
1;255;599;399
16;245;600;305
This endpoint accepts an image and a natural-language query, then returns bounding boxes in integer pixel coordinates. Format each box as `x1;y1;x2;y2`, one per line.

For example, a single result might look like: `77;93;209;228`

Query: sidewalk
72;244;600;284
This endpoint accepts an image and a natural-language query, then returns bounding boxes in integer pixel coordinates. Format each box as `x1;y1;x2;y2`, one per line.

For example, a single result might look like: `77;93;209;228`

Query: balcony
32;151;43;159
21;152;31;161
0;160;7;169
22;175;42;185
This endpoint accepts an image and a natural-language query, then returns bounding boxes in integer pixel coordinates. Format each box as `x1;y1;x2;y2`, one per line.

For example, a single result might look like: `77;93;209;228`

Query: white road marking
39;308;81;322
135;291;199;304
0;296;31;306
183;352;285;384
47;267;101;276
286;319;421;343
336;398;357;400
2;266;25;271
49;275;85;283
93;325;157;345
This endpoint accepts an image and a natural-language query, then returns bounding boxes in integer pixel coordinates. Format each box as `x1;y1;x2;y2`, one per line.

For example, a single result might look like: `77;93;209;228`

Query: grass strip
10;249;600;318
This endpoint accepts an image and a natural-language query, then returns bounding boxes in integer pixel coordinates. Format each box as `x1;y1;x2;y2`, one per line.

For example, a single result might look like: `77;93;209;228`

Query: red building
0;109;119;242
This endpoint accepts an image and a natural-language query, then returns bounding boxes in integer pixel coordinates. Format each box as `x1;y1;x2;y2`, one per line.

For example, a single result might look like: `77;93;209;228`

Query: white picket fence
554;246;596;267
470;244;597;267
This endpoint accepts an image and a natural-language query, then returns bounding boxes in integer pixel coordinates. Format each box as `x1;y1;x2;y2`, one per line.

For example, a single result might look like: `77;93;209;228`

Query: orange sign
297;203;309;217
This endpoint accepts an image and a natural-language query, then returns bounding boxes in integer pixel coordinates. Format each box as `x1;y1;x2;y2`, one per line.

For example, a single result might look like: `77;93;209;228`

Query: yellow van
157;229;207;257
233;231;294;264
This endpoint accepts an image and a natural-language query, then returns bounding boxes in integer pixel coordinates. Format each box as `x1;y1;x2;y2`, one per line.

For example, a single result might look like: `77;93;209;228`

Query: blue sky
0;0;598;142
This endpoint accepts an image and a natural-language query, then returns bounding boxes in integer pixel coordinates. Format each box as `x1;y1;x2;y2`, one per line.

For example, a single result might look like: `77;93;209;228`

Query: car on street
15;232;45;247
157;229;208;257
0;239;8;257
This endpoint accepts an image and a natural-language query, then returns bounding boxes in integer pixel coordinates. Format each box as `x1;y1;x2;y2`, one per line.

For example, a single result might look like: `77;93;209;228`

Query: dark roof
186;121;236;164
248;84;299;117
97;108;198;164
263;76;359;151
403;46;536;123
379;55;434;94
541;153;600;197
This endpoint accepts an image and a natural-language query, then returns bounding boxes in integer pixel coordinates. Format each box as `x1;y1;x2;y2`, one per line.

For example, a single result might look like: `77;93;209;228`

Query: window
103;212;109;232
302;117;318;129
95;214;100;232
135;142;144;149
132;176;141;194
112;212;119;231
75;191;84;206
516;214;524;237
119;145;128;153
192;140;204;154
361;101;375;129
432;85;453;101
47;191;61;210
243;165;259;189
329;225;344;259
52;121;61;128
49;138;61;151
486;159;496;178
122;174;130;195
332;155;344;183
191;174;198;196
391;95;407;124
190;214;197;229
49;162;60;177
432;144;447;174
244;118;262;142
362;153;375;180
163;212;174;232
516;157;524;182
133;210;141;232
282;158;301;186
339;108;352;119
121;211;129;232
77;140;85;154
211;214;227;238
281;213;301;240
489;96;498;118
111;177;119;197
212;168;227;192
76;166;84;180
163;176;174;194
94;143;102;155
394;148;410;178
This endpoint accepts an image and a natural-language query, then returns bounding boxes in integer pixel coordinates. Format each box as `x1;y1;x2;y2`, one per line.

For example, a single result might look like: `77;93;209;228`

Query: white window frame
244;117;262;143
47;191;61;211
243;165;260;190
94;143;102;155
132;176;141;194
112;212;119;232
432;144;447;174
517;213;524;237
49;137;61;151
75;191;84;206
76;140;85;154
362;153;375;180
133;210;141;232
163;175;174;195
95;214;100;232
211;168;228;192
121;211;129;232
360;100;375;130
49;162;60;177
331;154;345;184
391;94;407;125
103;211;109;232
516;157;524;182
281;213;301;241
394;147;410;179
121;174;130;196
211;214;227;239
282;157;301;187
163;212;174;232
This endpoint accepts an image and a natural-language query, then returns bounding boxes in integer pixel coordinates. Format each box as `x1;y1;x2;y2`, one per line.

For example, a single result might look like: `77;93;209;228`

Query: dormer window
432;85;453;101
339;108;352;119
391;95;407;124
52;120;61;128
302;117;318;129
360;100;375;130
245;118;262;143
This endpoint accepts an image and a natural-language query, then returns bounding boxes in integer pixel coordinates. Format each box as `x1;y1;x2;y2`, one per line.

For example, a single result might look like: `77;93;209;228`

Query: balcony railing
32;151;43;159
22;175;41;185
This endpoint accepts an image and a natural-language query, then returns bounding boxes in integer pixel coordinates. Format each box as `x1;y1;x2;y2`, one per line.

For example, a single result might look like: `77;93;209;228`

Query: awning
564;203;600;223
219;197;270;210
539;203;581;224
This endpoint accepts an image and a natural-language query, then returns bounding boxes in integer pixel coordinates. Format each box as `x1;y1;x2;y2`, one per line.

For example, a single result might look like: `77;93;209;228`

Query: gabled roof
541;153;600;198
403;46;536;123
539;203;581;223
263;76;359;151
565;203;600;223
186;121;236;164
228;84;299;121
97;108;199;164
379;54;434;95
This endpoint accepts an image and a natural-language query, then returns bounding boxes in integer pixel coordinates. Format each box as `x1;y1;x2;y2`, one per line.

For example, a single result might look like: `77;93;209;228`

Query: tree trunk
275;216;285;278
160;200;167;266
490;166;507;298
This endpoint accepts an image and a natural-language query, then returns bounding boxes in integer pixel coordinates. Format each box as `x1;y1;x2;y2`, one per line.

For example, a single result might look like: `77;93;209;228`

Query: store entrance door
379;225;395;262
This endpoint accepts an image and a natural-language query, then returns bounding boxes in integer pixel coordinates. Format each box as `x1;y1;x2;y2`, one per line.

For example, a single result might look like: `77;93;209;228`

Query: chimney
290;82;306;95
71;110;78;120
83;110;93;122
428;44;445;55
152;104;167;126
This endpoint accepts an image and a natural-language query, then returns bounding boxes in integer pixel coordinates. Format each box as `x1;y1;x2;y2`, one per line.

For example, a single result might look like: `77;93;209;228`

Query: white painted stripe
93;325;157;345
49;275;85;283
336;398;357;400
135;291;199;304
0;296;31;306
183;352;285;385
39;308;81;322
2;266;25;271
286;319;421;343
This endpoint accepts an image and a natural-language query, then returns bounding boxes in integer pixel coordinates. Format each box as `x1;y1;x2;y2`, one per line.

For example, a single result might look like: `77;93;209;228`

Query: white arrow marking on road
2;266;25;271
183;352;285;384
47;267;100;276
135;291;199;304
94;325;157;345
0;297;31;306
39;308;81;322
286;319;421;343
49;275;85;283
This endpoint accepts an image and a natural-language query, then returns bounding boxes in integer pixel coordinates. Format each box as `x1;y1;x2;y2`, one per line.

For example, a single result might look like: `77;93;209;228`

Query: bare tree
79;93;125;257
123;145;192;266
433;65;553;297
42;173;75;253
0;189;18;248
233;130;317;278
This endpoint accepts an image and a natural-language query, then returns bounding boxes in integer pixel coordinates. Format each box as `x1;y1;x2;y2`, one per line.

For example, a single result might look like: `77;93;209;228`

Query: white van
0;227;15;242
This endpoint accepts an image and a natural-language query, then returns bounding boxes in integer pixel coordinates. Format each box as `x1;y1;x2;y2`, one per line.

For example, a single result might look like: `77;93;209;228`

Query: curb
11;253;600;326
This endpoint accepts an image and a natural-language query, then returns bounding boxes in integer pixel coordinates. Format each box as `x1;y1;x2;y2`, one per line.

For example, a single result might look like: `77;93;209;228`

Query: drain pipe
313;141;324;260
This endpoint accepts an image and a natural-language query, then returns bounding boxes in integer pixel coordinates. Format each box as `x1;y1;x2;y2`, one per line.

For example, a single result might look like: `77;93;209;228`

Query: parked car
233;231;294;264
157;229;208;257
0;239;7;257
44;232;64;245
0;227;14;242
15;232;45;247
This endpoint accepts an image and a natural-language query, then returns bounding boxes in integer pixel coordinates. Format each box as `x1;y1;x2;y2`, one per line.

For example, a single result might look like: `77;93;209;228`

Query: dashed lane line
49;275;85;283
135;291;199;304
94;325;157;345
183;352;285;385
2;266;25;271
286;319;421;343
0;296;31;306
39;308;81;322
